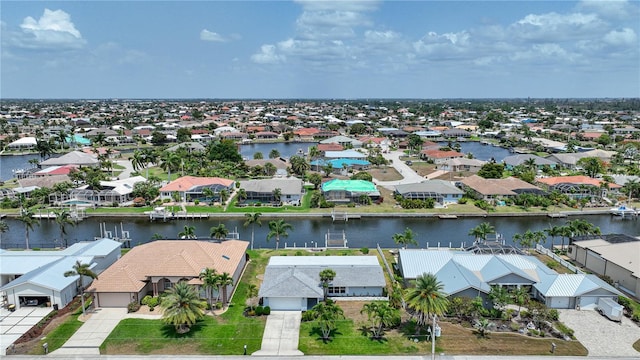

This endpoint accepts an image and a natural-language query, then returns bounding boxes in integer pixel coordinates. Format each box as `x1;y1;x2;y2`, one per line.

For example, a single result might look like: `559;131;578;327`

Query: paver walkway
252;311;303;356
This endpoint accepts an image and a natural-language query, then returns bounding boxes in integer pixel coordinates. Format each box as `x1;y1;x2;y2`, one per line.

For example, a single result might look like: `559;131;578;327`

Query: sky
1;0;639;99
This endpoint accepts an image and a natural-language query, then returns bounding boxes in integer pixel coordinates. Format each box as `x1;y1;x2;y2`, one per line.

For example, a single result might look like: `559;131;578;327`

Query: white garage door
98;293;131;307
580;296;599;308
549;297;571;309
267;297;303;311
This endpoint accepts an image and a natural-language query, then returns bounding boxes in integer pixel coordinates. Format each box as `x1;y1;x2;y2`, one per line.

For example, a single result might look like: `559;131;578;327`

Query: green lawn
31;313;83;355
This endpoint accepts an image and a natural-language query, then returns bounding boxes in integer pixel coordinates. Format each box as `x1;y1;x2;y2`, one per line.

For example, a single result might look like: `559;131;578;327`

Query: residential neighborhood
1;98;640;357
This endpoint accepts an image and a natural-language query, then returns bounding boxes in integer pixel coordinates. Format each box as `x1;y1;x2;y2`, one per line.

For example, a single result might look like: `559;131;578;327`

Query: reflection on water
1;214;638;250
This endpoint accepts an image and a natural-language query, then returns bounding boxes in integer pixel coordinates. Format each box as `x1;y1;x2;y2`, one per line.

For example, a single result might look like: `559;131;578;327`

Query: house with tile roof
420;149;464;164
398;249;620;309
238;178;304;206
536;175;621;199
87;240;248;307
460;175;545;202
159;176;235;203
259;256;386;311
0;239;122;310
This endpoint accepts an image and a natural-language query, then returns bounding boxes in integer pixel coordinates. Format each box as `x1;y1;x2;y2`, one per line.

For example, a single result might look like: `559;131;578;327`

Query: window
164;279;173;289
328;286;346;295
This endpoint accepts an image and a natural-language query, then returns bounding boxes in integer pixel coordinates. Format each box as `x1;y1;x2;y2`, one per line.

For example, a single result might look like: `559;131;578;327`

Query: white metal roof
268;255;379;267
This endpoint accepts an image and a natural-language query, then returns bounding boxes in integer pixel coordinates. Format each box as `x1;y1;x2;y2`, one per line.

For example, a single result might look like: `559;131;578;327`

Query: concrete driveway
0;306;52;355
375;150;439;189
253;311;303;356
558;309;640;357
51;307;128;355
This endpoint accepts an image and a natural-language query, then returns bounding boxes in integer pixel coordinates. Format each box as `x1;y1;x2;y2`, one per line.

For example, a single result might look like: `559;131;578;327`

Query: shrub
546;260;559;269
263;306;271;315
148;297;159;308
141;295;153;306
127;301;140;313
555;322;574;337
458;197;468;204
194;199;200;205
215;302;223;309
510;322;520;332
295;251;303;256
549;309;559;321
360;247;369;254
301;310;317;322
255;306;264;316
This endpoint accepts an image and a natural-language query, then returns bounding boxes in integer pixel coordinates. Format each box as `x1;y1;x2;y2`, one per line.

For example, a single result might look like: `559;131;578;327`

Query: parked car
405;160;413;166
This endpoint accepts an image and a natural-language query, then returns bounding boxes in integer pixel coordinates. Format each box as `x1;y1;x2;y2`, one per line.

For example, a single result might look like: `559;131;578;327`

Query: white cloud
510;12;606;42
251;44;286;64
577;0;639;20
413;31;471;60
200;29;225;42
15;9;85;50
364;30;401;44
603;28;638;46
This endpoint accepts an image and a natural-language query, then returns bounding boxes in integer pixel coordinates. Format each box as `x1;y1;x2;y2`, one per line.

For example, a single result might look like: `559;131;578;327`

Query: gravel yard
558;309;640;357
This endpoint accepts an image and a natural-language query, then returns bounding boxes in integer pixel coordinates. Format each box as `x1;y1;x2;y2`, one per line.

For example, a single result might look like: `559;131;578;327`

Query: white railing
535;244;583;274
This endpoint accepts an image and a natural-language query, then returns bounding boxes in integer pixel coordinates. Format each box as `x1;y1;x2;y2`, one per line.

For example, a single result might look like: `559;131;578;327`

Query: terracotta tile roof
294;128;320;136
537;176;621;188
318;143;344;151
87;240;248;293
160;176;234;192
421;149;464;158
461;175;542;196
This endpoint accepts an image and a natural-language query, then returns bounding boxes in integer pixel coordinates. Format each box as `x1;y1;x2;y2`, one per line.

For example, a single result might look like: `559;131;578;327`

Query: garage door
97;293;131;307
549;297;571;309
580;296;599;308
266;297;303;311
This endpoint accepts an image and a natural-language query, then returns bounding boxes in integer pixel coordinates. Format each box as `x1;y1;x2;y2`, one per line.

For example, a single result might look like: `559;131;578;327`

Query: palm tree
17;208;39;250
219;189;229;205
360;301;399;339
160;151;180;181
272;188;282;204
202;187;214;203
392;227;417;249
311;299;344;341
245;284;259;311
64;260;98;316
488;285;510;310
319;268;336;302
53;208;75;247
544;225;563;250
0;220;8;244
474;318;494;338
289;155;310;177
511;286;530;313
243;212;262;250
266;219;293;250
161;281;206;334
468;222;495;244
216;272;234;305
199;268;218;310
237;188;247;203
264;162;276;176
178;225;197;239
210;223;229;240
404;273;449;334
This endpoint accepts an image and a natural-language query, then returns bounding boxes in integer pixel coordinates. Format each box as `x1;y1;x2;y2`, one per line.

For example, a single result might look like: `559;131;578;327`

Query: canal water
1;214;638;250
0;154;39;181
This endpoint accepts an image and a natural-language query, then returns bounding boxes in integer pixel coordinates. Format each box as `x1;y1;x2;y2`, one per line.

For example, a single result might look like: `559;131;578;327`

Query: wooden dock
330;210;360;222
438;214;458;219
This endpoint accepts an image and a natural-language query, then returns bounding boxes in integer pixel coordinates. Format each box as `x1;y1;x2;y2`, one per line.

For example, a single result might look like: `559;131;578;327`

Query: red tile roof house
293;127;320;141
254;131;279;140
159;176;235;203
536;175;621;200
87;240;249;307
420;149;464;164
460;175;544;202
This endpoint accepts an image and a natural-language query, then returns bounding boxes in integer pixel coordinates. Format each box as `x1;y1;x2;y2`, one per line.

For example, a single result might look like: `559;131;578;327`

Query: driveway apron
51;307;127;355
253;311;303;356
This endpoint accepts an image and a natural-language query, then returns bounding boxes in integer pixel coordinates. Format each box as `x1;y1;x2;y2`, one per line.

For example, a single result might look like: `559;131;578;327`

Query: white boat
610;205;638;217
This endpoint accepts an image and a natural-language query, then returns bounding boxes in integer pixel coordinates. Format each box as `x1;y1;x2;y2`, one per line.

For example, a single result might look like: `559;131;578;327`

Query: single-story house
320;135;363;148
420;149;464;164
502;154;557;170
0;239;122;310
394;180;464;205
322;179;380;203
159;176;235;202
310;158;371;174
545;149;616;169
259;256;386;311
398;249;621;309
239;178;304;205
7;137;37;149
167;142;205;153
441;158;487;173
460;175;545;202
39;151;99;167
324;149;367;159
67;176;147;206
87;240;249;307
568;234;640;297
536;175;621;199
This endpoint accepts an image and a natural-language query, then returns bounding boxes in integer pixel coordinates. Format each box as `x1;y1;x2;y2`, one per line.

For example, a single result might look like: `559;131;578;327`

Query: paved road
115;159;134;179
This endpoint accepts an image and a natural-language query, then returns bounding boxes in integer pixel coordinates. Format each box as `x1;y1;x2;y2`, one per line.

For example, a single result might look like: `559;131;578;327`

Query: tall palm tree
178;225;197;239
319;268;336;302
272;188;282;204
161;281;206;334
267;219;293;250
53;208;75;247
468;222;495;244
216;272;234;305
544;225;563;250
17;208;39;250
199;268;219;310
219;189;229;205
160;151;181;181
404;273;449;333
210;223;229;240
64;260;98;316
237;188;247;203
392;227;417;249
243;212;262;250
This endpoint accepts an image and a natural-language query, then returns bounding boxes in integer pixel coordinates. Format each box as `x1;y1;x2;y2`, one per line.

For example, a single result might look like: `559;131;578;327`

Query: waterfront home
239;178;304;206
441;158;487;173
159;176;235;203
420;149;464;164
545;149;616;169
39;150;99;168
320;135;363;148
568;234;640;298
293;127;321;141
87;240;248;307
67;175;147;206
394;180;464;205
324;149;367;159
166;141;205;153
536;175;621;199
317;143;344;153
321;179;380;203
7;136;37;150
259;256;385;311
310;158;371;175
398;249;621;309
460;175;545;202
254;131;279;140
502;154;557;170
0;239;122;310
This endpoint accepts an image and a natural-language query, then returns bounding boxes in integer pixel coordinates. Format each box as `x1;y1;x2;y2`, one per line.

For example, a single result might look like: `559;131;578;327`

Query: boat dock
438;214;458;219
330;210;361;222
146;206;210;221
547;213;567;218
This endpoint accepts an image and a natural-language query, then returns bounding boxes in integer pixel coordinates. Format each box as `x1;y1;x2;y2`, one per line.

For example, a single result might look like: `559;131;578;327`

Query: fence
535;244;583;274
377;244;396;282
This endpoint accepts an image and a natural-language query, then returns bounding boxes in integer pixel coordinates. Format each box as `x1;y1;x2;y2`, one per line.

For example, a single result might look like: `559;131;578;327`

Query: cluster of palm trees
543;219;601;251
198;268;234;309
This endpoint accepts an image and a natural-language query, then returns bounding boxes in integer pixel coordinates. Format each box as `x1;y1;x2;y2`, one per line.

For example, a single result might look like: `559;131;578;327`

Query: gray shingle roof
395;180;463;196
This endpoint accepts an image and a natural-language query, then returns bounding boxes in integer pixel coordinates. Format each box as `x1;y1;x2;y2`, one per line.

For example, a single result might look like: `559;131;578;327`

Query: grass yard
29;313;84;355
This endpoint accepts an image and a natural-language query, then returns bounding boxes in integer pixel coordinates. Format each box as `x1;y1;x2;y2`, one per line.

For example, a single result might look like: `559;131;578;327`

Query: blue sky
1;1;639;99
